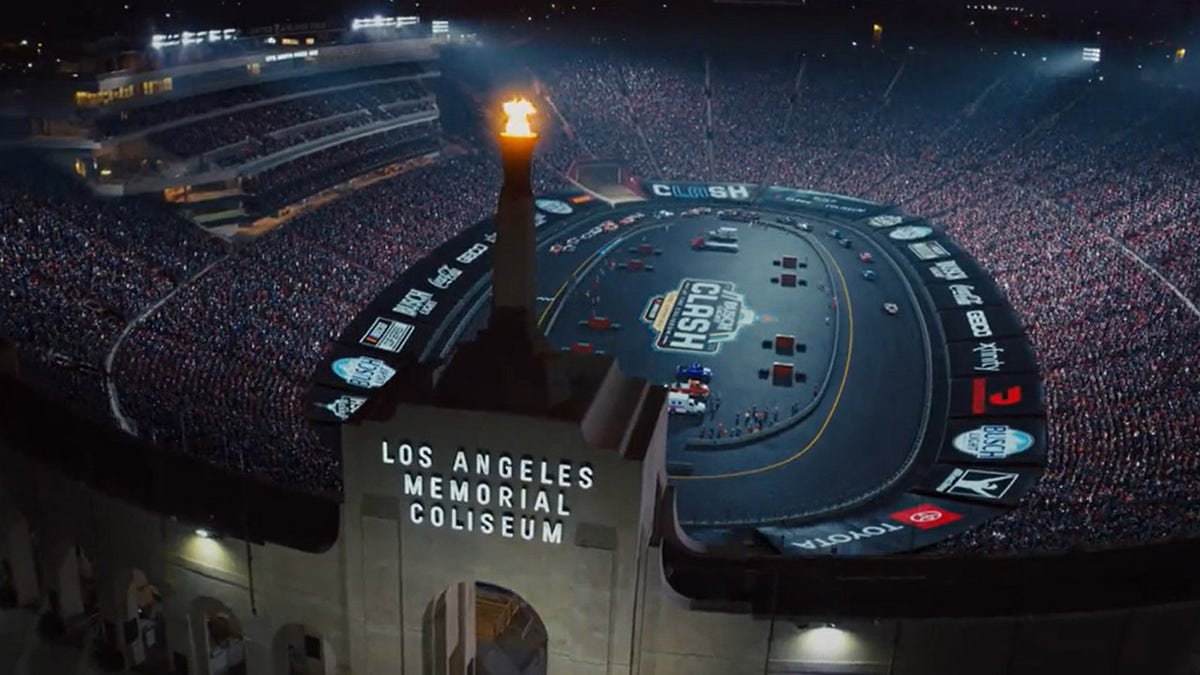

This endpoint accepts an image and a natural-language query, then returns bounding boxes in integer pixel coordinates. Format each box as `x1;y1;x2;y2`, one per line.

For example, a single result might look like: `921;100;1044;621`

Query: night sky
5;0;1197;43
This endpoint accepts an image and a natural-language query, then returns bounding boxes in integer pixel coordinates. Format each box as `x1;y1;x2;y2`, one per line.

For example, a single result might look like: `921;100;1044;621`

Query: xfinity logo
966;310;993;338
456;242;489;265
428;265;463;290
651;183;752;200
950;284;985;306
787;522;905;550
973;342;1005;372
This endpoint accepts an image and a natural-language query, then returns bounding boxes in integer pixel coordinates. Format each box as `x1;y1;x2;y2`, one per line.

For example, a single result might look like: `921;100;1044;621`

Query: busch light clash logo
642;279;755;353
535;198;573;215
953;424;1035;459
317;394;367;421
333;356;396;389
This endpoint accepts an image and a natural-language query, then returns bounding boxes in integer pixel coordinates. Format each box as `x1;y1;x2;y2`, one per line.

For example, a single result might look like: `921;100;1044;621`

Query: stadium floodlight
1082;47;1101;63
352;15;420;30
432;20;450;34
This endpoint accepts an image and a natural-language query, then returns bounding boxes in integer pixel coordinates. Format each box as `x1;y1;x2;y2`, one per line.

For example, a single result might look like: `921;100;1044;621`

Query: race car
828;228;842;239
654;209;675;219
681;206;712;217
797;221;812;232
883;302;900;316
667;379;710;398
859;251;874;263
838;237;853;249
618;213;646;226
862;269;877;281
775;215;798;226
676;363;713;383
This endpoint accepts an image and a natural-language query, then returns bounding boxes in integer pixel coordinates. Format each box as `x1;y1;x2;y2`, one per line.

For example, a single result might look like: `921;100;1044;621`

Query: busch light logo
535;198;573;215
393;288;436;318
868;214;904;228
318;394;367;422
953;425;1035;459
332;356;396;389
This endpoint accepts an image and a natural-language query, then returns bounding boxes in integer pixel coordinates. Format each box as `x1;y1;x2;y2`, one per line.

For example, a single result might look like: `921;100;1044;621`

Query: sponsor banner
306;385;370;424
928;282;1005;310
758;186;886;216
947;338;1038;376
906;240;952;261
939;307;1023;342
888;224;935;242
756;493;1001;556
358;316;416;353
641;278;756;354
534;198;573;215
949;374;1045;418
938;417;1048;466
916;464;1041;507
862;213;913;229
331;355;397;390
644;180;758;202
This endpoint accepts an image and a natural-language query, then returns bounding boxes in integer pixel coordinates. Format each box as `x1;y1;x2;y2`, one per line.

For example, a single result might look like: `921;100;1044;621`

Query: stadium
2;2;1200;674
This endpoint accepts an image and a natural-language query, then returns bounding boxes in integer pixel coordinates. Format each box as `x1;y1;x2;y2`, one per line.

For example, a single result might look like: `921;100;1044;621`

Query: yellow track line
537;240;610;327
673;236;855;481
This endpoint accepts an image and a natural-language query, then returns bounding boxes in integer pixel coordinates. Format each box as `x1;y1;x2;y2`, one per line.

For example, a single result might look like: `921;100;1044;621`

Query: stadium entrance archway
2;511;38;606
192;597;247;675
125;569;169;671
272;623;338;675
424;581;548;675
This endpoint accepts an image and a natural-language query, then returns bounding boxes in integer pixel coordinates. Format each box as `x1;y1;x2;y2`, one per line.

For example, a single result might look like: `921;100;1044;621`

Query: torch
492;98;540;338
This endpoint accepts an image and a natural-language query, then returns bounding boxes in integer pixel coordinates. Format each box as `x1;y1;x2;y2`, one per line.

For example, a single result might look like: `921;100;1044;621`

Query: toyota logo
908;510;943;524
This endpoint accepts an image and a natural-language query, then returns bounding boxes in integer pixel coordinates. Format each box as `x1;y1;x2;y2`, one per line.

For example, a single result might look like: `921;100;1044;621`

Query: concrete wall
5;427;1200;675
341;404;654;675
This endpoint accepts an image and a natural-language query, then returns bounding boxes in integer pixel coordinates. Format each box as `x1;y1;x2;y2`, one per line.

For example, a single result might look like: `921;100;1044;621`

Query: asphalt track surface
450;204;936;529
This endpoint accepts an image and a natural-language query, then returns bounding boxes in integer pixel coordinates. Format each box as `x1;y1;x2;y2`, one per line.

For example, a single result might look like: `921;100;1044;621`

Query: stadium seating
4;47;1200;554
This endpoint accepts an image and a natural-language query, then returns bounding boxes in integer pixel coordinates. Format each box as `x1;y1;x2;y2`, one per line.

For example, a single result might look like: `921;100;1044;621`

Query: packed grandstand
2;40;1199;557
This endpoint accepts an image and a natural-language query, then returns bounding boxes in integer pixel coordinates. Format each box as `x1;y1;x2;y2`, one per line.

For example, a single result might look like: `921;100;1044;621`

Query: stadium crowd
3;46;1200;554
150;80;435;159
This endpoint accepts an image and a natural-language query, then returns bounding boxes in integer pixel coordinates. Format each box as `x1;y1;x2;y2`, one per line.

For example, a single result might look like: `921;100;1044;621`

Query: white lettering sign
382;442;595;545
428;265;463;290
456;242;489;265
966;309;993;338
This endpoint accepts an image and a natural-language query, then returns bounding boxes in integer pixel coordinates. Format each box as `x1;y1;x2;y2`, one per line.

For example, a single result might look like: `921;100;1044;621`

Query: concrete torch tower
432;98;569;413
492;98;541;339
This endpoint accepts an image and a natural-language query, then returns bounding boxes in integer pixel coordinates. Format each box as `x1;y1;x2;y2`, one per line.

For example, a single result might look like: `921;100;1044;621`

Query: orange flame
501;98;537;138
